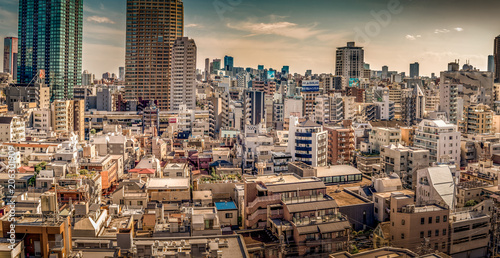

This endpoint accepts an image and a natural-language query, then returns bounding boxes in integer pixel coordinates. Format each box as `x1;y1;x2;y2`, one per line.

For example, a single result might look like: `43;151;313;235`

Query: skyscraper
125;0;184;110
18;0;83;100
119;67;125;81
211;59;221;74
382;65;389;79
410;62;419;78
244;90;265;126
335;42;364;82
204;58;209;81
224;55;234;71
495;35;500;82
3;37;18;80
488;55;495;74
170;37;196;111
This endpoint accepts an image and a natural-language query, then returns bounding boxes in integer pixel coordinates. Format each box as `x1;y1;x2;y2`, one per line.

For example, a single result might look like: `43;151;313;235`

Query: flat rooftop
373;189;415;199
326;177;372;192
328;190;370;206
244;173;316;185
316;165;362;178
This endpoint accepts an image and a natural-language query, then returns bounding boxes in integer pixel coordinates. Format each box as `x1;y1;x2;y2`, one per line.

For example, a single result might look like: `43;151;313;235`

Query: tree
465;200;478;207
90;129;96;135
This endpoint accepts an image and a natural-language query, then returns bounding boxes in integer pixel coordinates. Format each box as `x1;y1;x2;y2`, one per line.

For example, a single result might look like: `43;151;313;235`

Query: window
472;222;488;229
442;242;446;249
435;230;439;236
453;237;469;245
421;218;425;224
436;216;440;223
420;231;424;238
454;225;470;233
428;230;431;237
428;217;432;224
137;201;143;206
401;233;405;239
226;213;233;218
434;243;438;250
443;229;447;235
443;215;447;222
401;219;405;225
471;233;488;241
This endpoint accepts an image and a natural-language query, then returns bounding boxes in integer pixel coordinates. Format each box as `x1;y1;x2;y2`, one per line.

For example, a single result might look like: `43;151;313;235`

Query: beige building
0;116;25;143
448;201;491;257
380;144;429;188
388;193;450;253
32;109;51;131
163;163;189;178
51;99;85;141
462;104;493;135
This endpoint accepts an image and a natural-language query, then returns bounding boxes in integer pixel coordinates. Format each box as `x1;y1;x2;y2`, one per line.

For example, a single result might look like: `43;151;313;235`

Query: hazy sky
1;0;499;77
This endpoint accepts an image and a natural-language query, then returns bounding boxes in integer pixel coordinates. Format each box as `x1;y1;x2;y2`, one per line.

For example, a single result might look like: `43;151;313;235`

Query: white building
368;127;401;152
0;116;25;143
314;95;330;125
414;119;461;165
243;124;274;173
284;97;303;119
342;96;356;120
171;37;197;111
287;116;328;167
416;165;458;209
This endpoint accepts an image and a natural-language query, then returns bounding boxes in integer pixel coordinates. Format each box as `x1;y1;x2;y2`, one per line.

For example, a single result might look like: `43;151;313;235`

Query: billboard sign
349;78;359;87
267;70;276;80
301;80;319;92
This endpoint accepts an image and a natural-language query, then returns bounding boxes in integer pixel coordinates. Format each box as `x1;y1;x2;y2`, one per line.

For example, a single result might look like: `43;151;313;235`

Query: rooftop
244;173;316;185
146;178;190;189
328;190;371;206
316;165;362;178
215;201;237;211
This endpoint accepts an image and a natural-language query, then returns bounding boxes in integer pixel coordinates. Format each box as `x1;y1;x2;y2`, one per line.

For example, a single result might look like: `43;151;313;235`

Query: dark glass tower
18;0;83;100
224;55;234;71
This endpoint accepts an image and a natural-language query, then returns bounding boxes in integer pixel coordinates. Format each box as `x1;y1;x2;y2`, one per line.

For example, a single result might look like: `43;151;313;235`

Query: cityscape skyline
1;0;500;77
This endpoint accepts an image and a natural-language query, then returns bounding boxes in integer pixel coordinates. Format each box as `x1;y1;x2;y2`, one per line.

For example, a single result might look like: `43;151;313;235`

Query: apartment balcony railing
246;194;281;214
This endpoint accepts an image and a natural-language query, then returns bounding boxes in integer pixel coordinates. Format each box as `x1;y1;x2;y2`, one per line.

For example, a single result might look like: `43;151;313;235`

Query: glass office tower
18;0;83;100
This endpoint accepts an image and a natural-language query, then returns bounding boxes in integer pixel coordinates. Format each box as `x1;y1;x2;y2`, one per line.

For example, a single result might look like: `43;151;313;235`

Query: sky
0;0;499;77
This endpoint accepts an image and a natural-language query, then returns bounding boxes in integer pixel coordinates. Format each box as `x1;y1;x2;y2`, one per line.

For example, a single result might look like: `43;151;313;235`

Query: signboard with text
301;80;319;92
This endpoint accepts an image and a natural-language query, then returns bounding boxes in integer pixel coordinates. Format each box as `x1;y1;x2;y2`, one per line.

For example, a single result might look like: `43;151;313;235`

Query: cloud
185;24;202;28
454;27;464;32
226;20;322;40
405;34;421;40
86;16;115;24
434;29;450;34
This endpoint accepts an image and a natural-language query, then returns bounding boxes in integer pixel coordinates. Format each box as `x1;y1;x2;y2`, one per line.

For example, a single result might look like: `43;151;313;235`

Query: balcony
296;140;312;145
295;153;313;159
246;195;281;214
296;132;312;137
